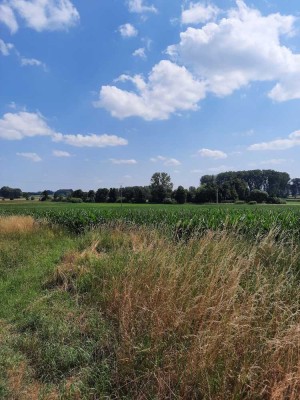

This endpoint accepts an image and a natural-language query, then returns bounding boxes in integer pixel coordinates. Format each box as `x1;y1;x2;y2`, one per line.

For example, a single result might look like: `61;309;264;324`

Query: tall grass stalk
53;226;300;398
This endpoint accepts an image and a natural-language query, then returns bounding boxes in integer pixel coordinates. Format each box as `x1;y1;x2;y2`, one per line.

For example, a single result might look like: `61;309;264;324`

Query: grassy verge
1;216;300;399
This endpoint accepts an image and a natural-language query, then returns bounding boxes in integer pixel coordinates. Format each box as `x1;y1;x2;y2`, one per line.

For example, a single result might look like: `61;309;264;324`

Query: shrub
249;189;268;203
116;197;127;203
248;201;257;205
267;197;286;204
162;198;175;204
68;197;83;203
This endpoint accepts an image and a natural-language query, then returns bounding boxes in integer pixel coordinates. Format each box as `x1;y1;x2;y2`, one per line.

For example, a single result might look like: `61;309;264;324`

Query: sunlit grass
0;216;37;234
1;218;300;398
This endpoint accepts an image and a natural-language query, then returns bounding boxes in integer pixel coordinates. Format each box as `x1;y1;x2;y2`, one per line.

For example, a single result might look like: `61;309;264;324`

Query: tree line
1;170;300;204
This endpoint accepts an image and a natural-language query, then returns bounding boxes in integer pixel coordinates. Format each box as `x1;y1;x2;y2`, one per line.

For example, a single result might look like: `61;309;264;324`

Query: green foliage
1;202;300;240
95;188;109;203
108;188;117;203
2;223;300;398
0;186;22;199
68;197;83;203
40;190;50;202
290;178;300;197
267;196;286;204
150;172;173;203
174;186;186;204
162;197;176;204
249;189;268;203
202;169;291;199
195;184;217;203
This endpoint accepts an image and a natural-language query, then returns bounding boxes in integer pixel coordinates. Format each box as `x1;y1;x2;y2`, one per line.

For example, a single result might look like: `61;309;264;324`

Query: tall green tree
174;186;187;204
290;178;300;197
150;172;173;203
0;186;22;199
40;190;50;201
108;188;117;203
73;189;84;199
95;188;109;203
187;186;196;202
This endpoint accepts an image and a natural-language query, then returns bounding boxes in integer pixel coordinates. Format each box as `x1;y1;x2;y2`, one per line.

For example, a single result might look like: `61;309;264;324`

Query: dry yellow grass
89;227;300;399
0;216;37;234
6;223;300;399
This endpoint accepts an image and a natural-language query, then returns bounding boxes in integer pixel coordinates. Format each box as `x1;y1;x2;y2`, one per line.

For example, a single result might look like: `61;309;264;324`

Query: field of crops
1;201;300;239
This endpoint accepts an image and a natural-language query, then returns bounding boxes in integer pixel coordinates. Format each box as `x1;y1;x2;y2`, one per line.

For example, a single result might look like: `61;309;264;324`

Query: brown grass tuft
0;216;37;234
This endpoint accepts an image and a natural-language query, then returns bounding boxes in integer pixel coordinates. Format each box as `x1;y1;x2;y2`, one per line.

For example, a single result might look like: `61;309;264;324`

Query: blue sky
1;0;300;191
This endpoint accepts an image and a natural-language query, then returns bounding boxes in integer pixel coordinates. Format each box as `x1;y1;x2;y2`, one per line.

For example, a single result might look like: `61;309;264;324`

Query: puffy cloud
119;23;138;38
53;150;71;157
133;47;146;59
151;155;181;166
248;130;300;151
0;3;18;33
17;152;42;162
198;148;227;159
97;60;206;120
128;0;157;14
0;39;14;56
167;0;300;100
98;1;300;121
110;158;137;164
0;111;128;148
269;77;300;102
0;111;55;140
53;133;128;148
1;0;79;32
182;2;220;25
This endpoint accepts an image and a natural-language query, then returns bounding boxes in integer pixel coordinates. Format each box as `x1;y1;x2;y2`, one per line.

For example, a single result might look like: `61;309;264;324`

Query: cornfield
1;203;300;239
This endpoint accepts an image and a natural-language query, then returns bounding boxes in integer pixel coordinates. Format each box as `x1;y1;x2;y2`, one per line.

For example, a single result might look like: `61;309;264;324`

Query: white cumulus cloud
0;4;18;33
182;2;220;25
97;60;206;120
167;0;300;100
17;152;42;162
198;148;227;159
0;111;129;148
248;130;300;151
128;0;157;14
1;0;79;32
119;23;138;38
0;111;55;140
133;47;146;59
53;133;128;148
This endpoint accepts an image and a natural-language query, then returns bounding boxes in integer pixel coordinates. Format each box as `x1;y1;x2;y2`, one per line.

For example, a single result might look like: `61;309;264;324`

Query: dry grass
0;216;37;234
7;224;300;399
83;227;300;399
